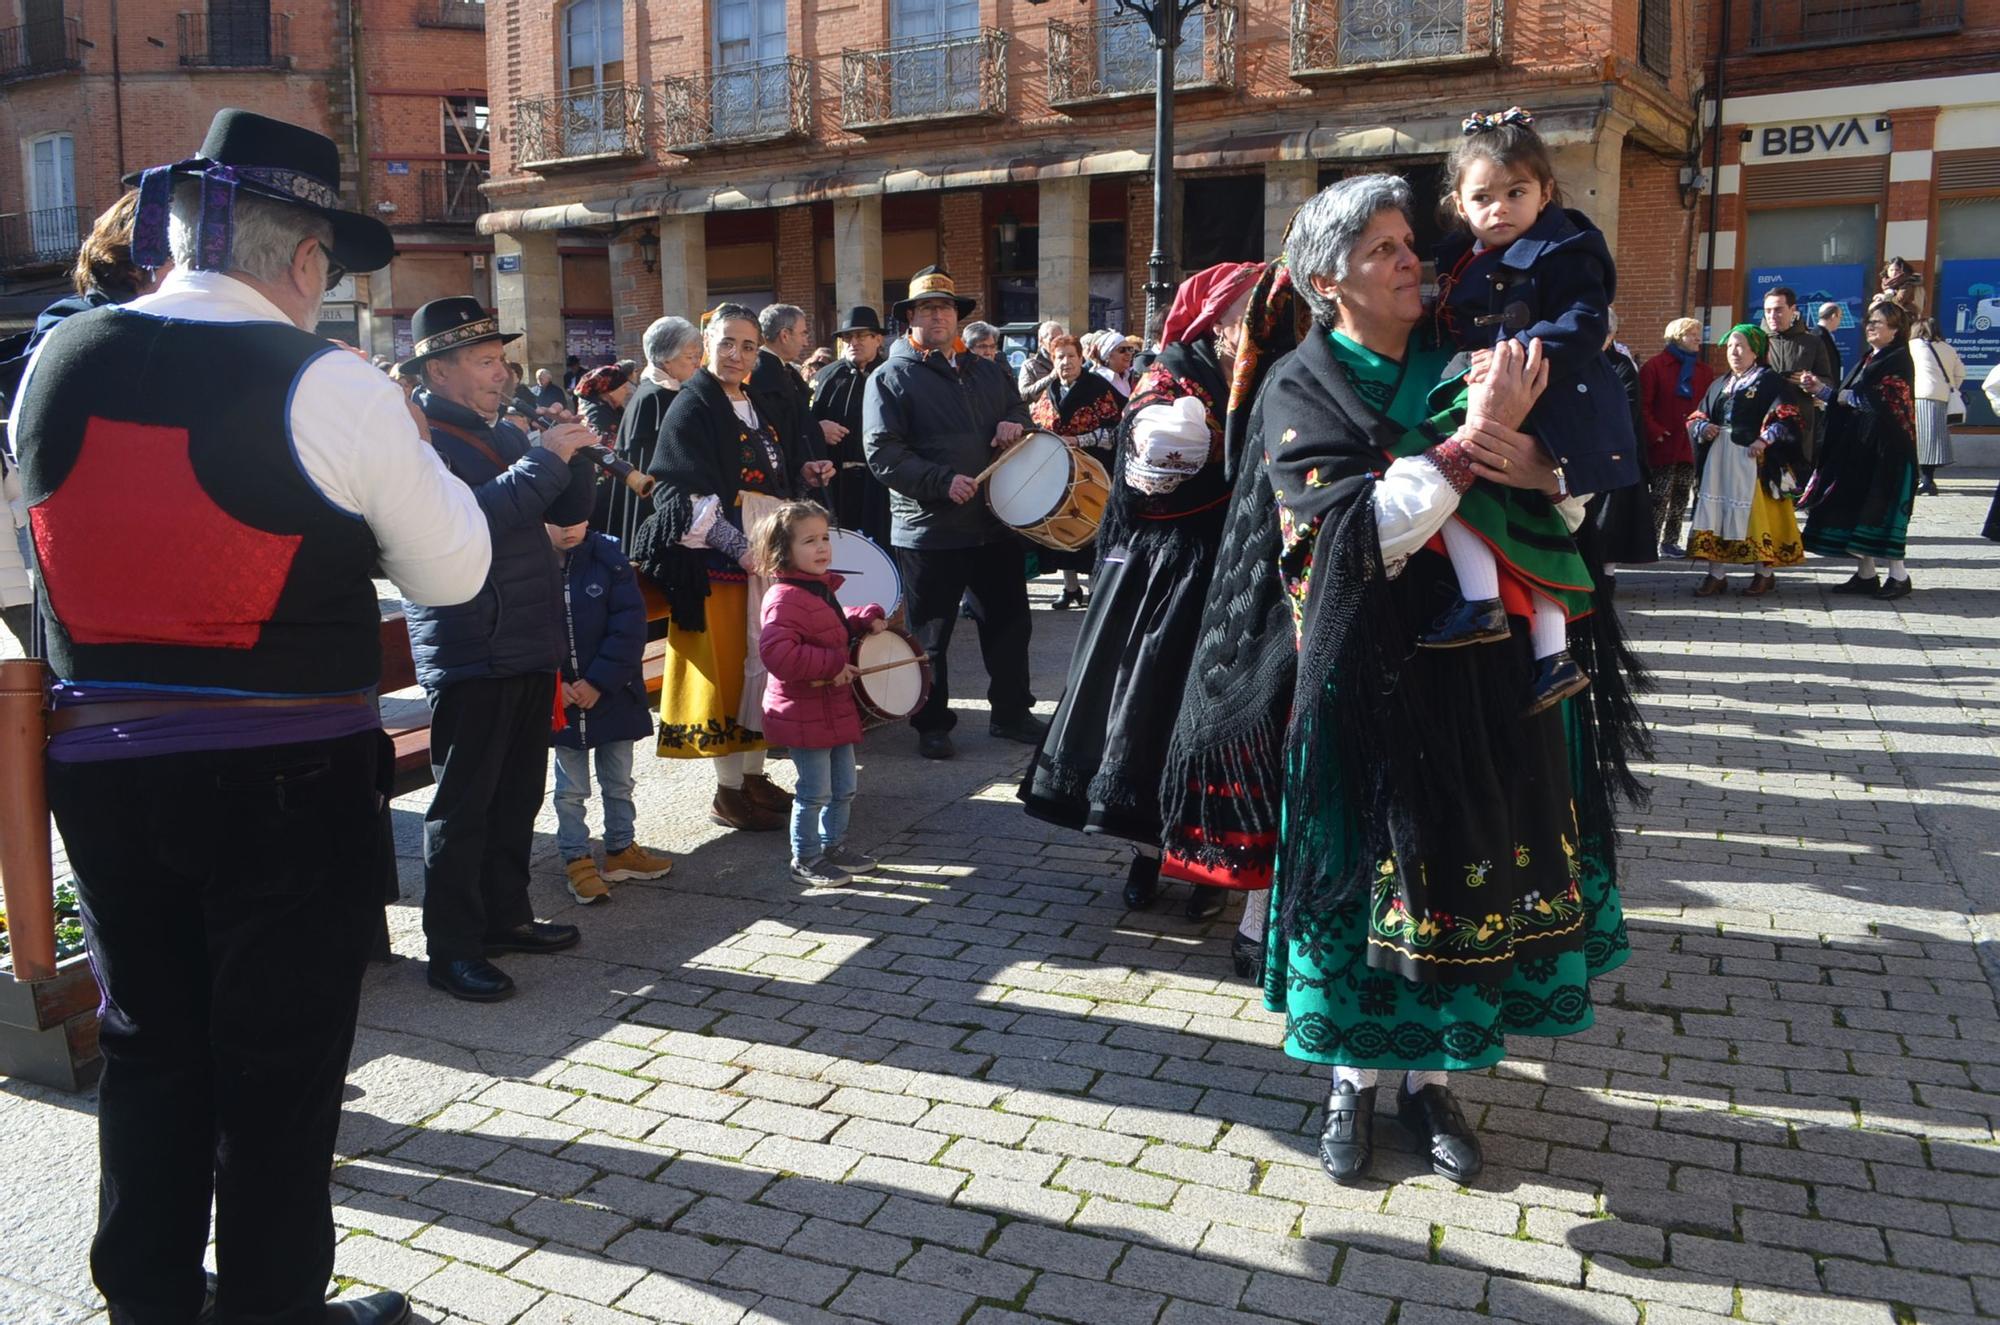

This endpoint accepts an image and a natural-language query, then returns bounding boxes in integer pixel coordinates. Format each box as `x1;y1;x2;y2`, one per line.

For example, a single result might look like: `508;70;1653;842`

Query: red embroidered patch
30;417;303;649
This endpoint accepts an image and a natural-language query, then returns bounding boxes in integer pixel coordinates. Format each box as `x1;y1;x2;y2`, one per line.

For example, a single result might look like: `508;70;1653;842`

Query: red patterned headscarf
1158;261;1264;350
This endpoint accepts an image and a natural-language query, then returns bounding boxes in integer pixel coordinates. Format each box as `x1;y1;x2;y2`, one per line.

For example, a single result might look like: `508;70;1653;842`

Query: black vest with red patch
15;306;383;695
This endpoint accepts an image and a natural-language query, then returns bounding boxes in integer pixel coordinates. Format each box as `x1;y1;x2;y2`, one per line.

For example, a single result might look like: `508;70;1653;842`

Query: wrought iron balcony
421;167;487;224
0;15;83;83
1744;0;1961;50
514;83;648;168
660;56;812;152
177;11;291;68
417;0;486;30
0;206;86;273
1289;0;1500;77
1048;2;1237;108
841;28;1009;133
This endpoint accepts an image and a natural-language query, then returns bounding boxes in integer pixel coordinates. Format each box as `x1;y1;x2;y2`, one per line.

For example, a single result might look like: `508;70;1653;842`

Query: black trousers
48;730;382;1325
895;541;1034;732
422;672;553;960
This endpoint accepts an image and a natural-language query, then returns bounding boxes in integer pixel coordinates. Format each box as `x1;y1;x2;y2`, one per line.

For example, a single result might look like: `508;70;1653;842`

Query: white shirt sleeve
681;495;721;547
288;351;492;606
1375;454;1462;573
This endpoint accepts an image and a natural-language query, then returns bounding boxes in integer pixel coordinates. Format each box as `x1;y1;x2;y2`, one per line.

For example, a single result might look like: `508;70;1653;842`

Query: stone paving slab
5;474;1998;1324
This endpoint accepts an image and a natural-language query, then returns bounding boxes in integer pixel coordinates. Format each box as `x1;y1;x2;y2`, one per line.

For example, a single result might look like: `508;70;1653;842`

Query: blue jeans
552;740;637;860
790;744;856;864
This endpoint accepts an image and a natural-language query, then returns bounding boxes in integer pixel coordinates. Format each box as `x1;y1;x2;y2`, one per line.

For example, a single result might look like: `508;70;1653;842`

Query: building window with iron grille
562;0;627;153
23;131;80;264
1639;0;1671;77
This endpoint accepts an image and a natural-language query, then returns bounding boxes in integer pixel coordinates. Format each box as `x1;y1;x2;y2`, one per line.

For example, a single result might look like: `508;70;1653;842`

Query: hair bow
1461;106;1534;135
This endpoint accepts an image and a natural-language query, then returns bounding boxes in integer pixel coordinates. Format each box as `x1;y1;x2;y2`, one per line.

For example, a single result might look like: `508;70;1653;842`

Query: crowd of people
2;104;1998;1325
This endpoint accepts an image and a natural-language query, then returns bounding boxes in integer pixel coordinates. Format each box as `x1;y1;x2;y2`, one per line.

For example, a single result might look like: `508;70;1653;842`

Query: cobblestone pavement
5;475;1998;1325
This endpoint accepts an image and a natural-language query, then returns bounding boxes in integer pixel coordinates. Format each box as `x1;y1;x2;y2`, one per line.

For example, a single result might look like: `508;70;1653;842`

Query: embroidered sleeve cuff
1421;436;1478;494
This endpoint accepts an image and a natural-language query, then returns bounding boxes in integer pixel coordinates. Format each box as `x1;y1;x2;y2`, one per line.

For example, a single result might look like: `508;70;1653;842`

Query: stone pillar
657;213;707;321
610;228;664;361
493;229;563;376
834;196;883;327
1264;160;1318;259
1037;176;1091;335
1551;113;1632;254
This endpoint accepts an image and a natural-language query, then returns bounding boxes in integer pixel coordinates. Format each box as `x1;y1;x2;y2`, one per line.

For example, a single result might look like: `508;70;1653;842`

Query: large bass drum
827;528;903;622
985;431;1110;552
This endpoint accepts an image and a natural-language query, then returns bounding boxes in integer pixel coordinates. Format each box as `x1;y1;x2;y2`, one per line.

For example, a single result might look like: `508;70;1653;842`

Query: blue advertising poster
1747;265;1868;368
1939;259;2000;428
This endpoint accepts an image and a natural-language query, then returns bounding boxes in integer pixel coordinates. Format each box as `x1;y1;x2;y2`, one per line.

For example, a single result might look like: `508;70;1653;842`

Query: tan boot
603;843;674;881
741;772;793;813
564;857;611;904
710;786;783;832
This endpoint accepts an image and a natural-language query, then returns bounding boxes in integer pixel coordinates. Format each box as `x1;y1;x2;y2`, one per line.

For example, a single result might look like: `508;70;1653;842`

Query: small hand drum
852;626;932;725
827;528;902;621
985;430;1111;552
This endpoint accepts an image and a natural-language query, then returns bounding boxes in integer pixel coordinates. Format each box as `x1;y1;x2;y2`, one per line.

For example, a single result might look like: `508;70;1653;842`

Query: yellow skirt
1688;487;1805;568
656;580;766;759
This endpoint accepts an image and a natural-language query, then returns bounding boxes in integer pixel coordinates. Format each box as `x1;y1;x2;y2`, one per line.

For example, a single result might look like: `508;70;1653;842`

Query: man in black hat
396;296;602;1002
864;267;1045;760
11;109;491;1325
811;305;891;543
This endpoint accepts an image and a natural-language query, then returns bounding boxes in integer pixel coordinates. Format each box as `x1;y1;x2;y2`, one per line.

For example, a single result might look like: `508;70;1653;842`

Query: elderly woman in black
645;304;835;830
1800;298;1920;599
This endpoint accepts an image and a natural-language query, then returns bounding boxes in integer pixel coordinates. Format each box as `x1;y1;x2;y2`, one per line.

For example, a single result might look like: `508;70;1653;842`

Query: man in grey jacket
865;267;1044;760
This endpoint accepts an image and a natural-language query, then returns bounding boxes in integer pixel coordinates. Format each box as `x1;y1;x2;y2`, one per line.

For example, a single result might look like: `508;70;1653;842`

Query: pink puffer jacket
758;572;885;750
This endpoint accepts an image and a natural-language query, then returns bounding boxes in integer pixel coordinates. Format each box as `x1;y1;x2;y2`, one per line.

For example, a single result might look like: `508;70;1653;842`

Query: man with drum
863;267;1043;760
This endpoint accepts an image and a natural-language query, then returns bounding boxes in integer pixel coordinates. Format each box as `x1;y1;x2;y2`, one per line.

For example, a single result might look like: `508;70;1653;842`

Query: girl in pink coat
755;501;887;885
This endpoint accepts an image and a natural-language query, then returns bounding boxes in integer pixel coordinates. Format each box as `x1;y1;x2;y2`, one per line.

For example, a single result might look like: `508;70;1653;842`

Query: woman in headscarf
574;363;632;442
1161;176;1644;1188
1799;298;1919;599
644;304;836;829
1022;260;1295;926
1030;333;1125;610
1638;317;1714;557
1685;324;1808;597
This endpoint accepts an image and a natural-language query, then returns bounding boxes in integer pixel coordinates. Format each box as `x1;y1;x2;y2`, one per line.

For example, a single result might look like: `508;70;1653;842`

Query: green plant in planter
0;878;89;965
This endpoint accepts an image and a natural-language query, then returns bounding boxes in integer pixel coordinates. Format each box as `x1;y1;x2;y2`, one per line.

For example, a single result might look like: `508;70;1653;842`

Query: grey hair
1818;302;1842;321
1287;175;1415;328
962;320;998;345
758;303;805;341
168;180;332;285
642;316;698;368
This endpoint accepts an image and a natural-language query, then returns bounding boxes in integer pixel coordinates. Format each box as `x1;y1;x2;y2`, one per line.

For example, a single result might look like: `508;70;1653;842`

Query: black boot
1231;930;1265;983
1417;594;1510;648
1830;571;1881;596
1184;884;1226;921
1123;852;1161;910
1524;651;1590;717
1318;1079;1375;1184
1397;1081;1483;1184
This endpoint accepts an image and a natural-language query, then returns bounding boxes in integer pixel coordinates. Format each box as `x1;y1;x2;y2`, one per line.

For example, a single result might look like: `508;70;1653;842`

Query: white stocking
715;752;745;790
1886;558;1908;580
1854;556;1877;578
1528;593;1567;660
1237;888;1268;942
1403;1069;1447;1093
1441;519;1501;601
744;749;766;777
1333;1066;1379;1090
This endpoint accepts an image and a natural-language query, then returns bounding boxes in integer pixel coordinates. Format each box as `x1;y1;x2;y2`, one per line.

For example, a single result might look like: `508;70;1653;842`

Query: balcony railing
421;167;487;223
417;0;485;29
1745;0;1961;50
660;56;812;152
177;11;291;68
1048;2;1237;107
0;206;86;272
515;83;648;167
0;15;83;83
1290;0;1500;76
841;28;1009;133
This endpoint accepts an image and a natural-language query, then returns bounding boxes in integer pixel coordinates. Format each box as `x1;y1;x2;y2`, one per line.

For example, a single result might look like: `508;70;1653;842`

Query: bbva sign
1748;117;1891;161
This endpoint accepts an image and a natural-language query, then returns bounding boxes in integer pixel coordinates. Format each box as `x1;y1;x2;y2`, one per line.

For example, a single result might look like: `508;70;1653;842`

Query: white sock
744;749;766;777
1886;559;1908;581
1063;570;1081;591
1333;1066;1378;1090
1441;520;1501;601
715;752;745;790
1237;888;1268;942
1855;556;1877;578
1404;1069;1447;1093
1528;594;1566;661
1700;562;1723;581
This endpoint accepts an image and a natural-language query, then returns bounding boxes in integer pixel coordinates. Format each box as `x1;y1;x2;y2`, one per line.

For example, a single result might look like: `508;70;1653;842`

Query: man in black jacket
749;304;830;470
811;305;891;544
864;267;1045;760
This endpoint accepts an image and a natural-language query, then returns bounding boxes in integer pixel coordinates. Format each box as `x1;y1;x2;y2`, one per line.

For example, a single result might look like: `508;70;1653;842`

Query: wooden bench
380;577;675;796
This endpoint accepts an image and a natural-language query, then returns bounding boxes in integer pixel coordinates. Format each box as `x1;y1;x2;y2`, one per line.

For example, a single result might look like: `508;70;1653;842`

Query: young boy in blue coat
548;520;674;901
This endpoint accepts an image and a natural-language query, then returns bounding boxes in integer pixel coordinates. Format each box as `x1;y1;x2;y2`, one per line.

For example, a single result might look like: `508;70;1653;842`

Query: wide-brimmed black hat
891;266;977;321
396;296;521;376
835;306;886;338
126;108;394;274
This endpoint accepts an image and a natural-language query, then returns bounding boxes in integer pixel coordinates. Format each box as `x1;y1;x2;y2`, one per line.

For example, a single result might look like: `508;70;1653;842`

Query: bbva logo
1760;119;1871;157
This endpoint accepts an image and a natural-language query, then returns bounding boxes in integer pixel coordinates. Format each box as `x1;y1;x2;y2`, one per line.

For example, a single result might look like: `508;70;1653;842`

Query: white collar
126;268;297;327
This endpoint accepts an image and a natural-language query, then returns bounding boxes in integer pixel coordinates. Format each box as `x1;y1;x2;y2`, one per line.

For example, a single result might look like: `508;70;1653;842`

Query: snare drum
986;430;1111;552
852;626;933;725
827;528;903;621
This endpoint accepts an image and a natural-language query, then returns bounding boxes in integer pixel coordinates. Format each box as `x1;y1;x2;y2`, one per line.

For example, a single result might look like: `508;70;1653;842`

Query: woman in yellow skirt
1685;324;1808;597
645;304;834;829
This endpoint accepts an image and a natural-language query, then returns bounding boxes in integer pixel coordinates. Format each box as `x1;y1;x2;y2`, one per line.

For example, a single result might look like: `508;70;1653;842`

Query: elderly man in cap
864;267;1044;760
811;305;891;544
11;109;491;1325
397;296;601;1002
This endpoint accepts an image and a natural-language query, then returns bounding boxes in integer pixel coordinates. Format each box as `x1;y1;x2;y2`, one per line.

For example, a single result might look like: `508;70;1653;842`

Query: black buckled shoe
483;921;581;956
1231;930;1265;984
1524;651;1590;717
1123;851;1161;910
1830;572;1881;595
1319;1080;1376;1184
1397;1082;1483;1184
1184;884;1226;921
918;729;956;760
1875;574;1913;601
988;713;1050;745
427;958;515;1003
326;1290;412;1324
1417;595;1510;648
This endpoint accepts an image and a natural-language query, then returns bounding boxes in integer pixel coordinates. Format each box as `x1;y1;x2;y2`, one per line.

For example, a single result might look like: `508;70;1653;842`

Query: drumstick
811;653;931;686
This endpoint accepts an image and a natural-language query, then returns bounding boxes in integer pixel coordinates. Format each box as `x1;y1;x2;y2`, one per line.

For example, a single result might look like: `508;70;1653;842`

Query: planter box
0;950;101;1092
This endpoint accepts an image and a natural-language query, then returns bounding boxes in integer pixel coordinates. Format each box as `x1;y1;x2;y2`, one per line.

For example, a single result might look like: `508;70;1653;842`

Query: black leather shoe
427;958;515;1002
1524;650;1590;717
1319;1081;1375;1184
1830;572;1881;595
1875;574;1913;601
326;1290;412;1324
1122;852;1160;910
1231;930;1265;984
918;729;956;760
483;921;580;956
1417;595;1510;648
1184;884;1226;921
1397;1082;1484;1184
988;713;1050;745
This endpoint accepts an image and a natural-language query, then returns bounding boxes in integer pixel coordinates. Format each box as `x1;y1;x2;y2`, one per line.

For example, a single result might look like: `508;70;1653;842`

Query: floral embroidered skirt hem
1687;488;1804;567
656;579;766;759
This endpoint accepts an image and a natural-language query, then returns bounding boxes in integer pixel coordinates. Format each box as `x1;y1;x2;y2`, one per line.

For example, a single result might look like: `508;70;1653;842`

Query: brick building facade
477;0;1706;378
